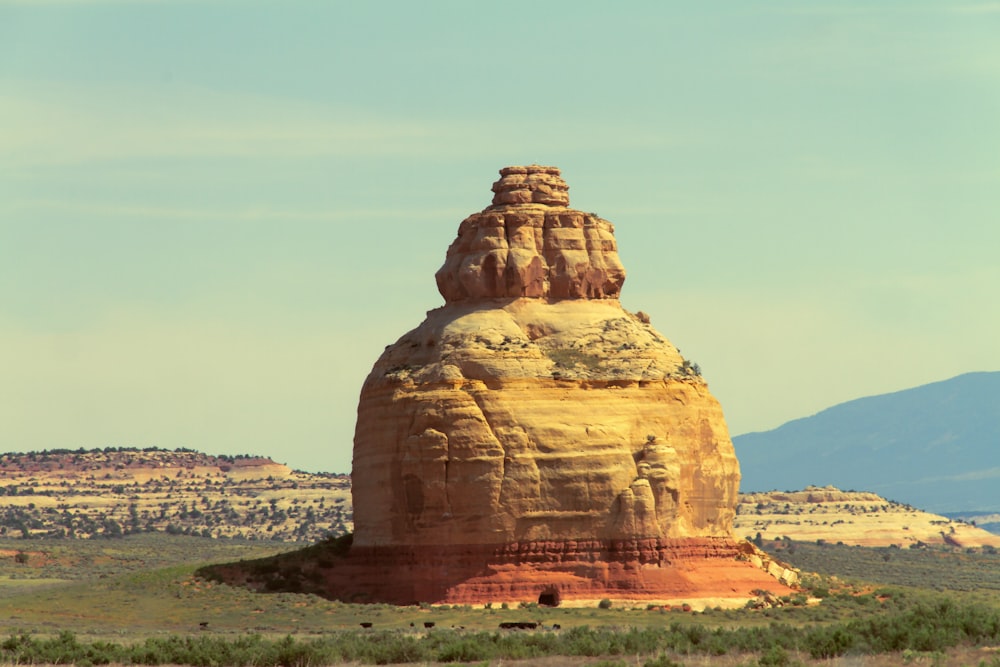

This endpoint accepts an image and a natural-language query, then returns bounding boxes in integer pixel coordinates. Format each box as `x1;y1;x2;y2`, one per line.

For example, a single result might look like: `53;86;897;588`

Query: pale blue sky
2;1;998;474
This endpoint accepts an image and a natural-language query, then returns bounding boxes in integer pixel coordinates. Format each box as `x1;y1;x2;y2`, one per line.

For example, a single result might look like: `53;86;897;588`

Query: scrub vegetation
2;534;1000;666
0;448;352;542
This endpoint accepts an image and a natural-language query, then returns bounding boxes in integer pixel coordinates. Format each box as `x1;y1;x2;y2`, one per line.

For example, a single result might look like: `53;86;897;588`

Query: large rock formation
344;165;791;604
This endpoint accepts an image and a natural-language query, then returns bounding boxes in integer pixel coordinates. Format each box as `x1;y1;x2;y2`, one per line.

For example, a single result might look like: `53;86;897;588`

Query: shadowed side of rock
201;535;795;605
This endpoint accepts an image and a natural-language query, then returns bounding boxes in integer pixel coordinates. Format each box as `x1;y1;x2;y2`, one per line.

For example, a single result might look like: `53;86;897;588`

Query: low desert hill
5;449;998;551
735;486;1000;549
0;448;352;542
944;511;1000;535
734;371;1000;513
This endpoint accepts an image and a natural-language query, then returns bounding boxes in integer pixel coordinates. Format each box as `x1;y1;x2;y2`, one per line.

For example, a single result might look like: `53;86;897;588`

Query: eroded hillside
736;486;1000;549
0;449;352;542
5;451;998;551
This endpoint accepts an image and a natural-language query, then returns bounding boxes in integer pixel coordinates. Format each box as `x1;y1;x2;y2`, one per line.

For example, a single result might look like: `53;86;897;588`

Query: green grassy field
761;538;1000;592
1;534;1000;666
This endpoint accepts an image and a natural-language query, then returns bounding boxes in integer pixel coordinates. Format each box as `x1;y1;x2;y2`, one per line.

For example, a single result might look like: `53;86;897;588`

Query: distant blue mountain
733;372;1000;513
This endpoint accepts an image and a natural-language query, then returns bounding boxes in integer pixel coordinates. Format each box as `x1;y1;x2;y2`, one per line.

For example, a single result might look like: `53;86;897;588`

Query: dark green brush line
2;591;999;666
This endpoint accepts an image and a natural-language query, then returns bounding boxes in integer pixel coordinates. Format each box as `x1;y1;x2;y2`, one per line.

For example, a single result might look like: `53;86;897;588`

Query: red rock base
319;537;793;605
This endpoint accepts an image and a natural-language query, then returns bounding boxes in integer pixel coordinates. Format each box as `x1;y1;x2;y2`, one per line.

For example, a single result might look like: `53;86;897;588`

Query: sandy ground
554;596;769;611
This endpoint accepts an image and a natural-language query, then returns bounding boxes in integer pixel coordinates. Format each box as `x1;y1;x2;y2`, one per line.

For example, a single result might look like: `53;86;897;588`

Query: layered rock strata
435;166;623;301
343;165;791;604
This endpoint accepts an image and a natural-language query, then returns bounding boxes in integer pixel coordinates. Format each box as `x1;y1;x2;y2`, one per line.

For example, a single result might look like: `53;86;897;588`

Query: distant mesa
0;448;352;542
736;486;1000;549
211;165;795;604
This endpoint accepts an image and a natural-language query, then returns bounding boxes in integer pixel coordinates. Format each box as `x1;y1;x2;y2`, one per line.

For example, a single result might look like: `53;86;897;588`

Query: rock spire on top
435;165;625;302
490;165;570;207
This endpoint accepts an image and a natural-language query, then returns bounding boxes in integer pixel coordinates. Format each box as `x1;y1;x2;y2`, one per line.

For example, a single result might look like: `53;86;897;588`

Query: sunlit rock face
434;165;623;301
345;165;788;605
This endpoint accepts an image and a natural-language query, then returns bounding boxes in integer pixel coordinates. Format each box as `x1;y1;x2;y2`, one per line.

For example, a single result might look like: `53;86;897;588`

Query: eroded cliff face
435;166;624;301
352;299;738;548
346;165;788;604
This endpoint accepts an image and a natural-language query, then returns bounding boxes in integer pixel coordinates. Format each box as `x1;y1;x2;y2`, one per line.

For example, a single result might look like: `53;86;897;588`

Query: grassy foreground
1;534;1000;666
2;590;1000;666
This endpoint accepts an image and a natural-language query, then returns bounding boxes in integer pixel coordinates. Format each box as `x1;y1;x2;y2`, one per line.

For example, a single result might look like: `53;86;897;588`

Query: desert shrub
608;627;671;656
547;347;603;371
804;625;857;659
757;644;797;667
428;635;490;663
562;626;612;657
598;598;613;609
644;656;685;667
0;632;128;666
549;626;669;658
725;622;805;656
347;633;427;664
678;359;701;377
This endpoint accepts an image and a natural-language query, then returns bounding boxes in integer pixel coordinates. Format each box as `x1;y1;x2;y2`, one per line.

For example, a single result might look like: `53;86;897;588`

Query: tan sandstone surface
736;486;1000;549
338;165;792;605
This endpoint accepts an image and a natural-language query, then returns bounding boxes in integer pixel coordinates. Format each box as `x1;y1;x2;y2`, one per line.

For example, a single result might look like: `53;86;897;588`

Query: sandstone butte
339;165;795;606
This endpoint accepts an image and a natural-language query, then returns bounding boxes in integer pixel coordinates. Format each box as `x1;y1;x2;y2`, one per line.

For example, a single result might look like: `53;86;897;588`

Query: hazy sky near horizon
2;1;998;474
